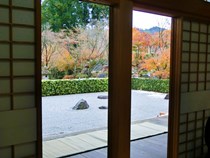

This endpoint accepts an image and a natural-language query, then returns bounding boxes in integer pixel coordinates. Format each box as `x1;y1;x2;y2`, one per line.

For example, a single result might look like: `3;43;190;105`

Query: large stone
73;99;89;110
97;95;108;99
164;94;169;100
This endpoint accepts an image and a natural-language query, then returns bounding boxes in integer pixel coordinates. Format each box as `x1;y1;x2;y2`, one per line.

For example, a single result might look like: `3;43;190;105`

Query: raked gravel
42;90;168;140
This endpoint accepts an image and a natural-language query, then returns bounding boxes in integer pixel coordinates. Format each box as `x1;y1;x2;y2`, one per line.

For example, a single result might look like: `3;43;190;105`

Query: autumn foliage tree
132;27;171;79
58;21;109;77
41;28;60;70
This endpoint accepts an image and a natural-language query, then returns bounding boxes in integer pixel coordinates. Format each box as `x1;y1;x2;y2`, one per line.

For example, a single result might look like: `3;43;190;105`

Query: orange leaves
132;28;151;52
141;50;170;79
55;49;74;72
132;27;171;79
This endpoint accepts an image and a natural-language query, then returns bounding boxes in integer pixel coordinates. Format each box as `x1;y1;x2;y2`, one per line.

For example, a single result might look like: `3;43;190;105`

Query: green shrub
42;78;169;96
131;78;169;93
42;78;108;96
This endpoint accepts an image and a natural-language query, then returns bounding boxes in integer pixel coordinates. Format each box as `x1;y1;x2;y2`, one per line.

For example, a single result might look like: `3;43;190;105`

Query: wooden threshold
43;116;168;158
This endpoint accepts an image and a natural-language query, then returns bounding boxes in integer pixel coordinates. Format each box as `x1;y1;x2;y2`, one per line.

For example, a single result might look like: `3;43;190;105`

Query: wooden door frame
35;0;42;158
36;1;182;158
130;8;182;158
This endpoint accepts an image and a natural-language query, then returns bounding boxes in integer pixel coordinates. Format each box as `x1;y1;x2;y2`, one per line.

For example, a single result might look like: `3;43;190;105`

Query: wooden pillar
167;18;182;158
108;1;133;158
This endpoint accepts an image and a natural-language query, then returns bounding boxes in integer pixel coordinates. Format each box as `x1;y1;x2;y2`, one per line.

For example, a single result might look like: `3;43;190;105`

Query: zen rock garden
73;95;108;110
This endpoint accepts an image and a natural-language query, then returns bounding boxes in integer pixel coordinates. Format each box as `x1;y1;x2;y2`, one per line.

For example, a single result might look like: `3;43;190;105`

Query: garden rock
73;99;89;110
99;106;108;109
164;94;169;100
97;95;108;99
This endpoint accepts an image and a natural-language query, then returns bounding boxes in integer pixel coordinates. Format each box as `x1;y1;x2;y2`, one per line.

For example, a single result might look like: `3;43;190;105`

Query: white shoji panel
199;43;207;52
207;54;210;62
207;82;210;90
200;34;207;42
181;74;188;82
14;95;35;109
179;134;186;144
13;78;34;93
0;79;10;93
190;63;197;72
0;147;12;158
0;96;11;111
13;27;34;42
0;0;9;5
198;83;205;90
191;33;199;42
207;63;210;71
0;8;9;23
198;73;205;81
183;21;191;30
13;44;35;59
0;109;37;147
191;43;198;52
196;129;203;138
189;83;196;91
14;142;36;158
182;53;189;62
183;42;190;51
199;54;206;62
13;61;35;76
207;72;210;80
188;112;196;121
191;22;199;32
191;53;198;62
183;32;190;41
12;0;34;9
200;24;207;33
181;84;188;92
13;10;34;25
0;44;10;58
0;26;9;41
0;61;10;76
182;63;189;72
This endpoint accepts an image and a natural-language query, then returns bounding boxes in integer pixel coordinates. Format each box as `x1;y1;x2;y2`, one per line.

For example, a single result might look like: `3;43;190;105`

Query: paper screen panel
0;26;9;41
13;10;34;25
13;27;35;42
12;0;34;8
0;146;12;158
0;8;9;23
0;96;11;111
14;142;36;158
14;95;35;109
0;109;37;147
0;79;10;93
0;0;38;157
13;61;35;76
0;0;9;5
13;78;35;93
0;62;10;76
13;44;35;59
179;19;210;157
0;44;10;58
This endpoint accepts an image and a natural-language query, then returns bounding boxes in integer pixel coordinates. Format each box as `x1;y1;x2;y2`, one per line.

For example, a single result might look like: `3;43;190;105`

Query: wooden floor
43;116;168;158
67;133;168;158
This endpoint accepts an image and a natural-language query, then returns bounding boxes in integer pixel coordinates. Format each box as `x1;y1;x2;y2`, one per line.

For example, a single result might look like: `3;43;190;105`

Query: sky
132;11;171;29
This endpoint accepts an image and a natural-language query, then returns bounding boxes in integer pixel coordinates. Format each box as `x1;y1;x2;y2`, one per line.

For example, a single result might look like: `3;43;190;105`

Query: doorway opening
41;1;110;157
130;10;172;158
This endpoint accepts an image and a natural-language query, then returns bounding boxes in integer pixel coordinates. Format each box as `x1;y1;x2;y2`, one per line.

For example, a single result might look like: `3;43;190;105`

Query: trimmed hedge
42;78;169;96
42;78;108;96
132;78;169;93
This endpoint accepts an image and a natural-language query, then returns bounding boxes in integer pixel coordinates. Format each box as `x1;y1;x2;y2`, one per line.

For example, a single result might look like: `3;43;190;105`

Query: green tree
42;0;109;32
